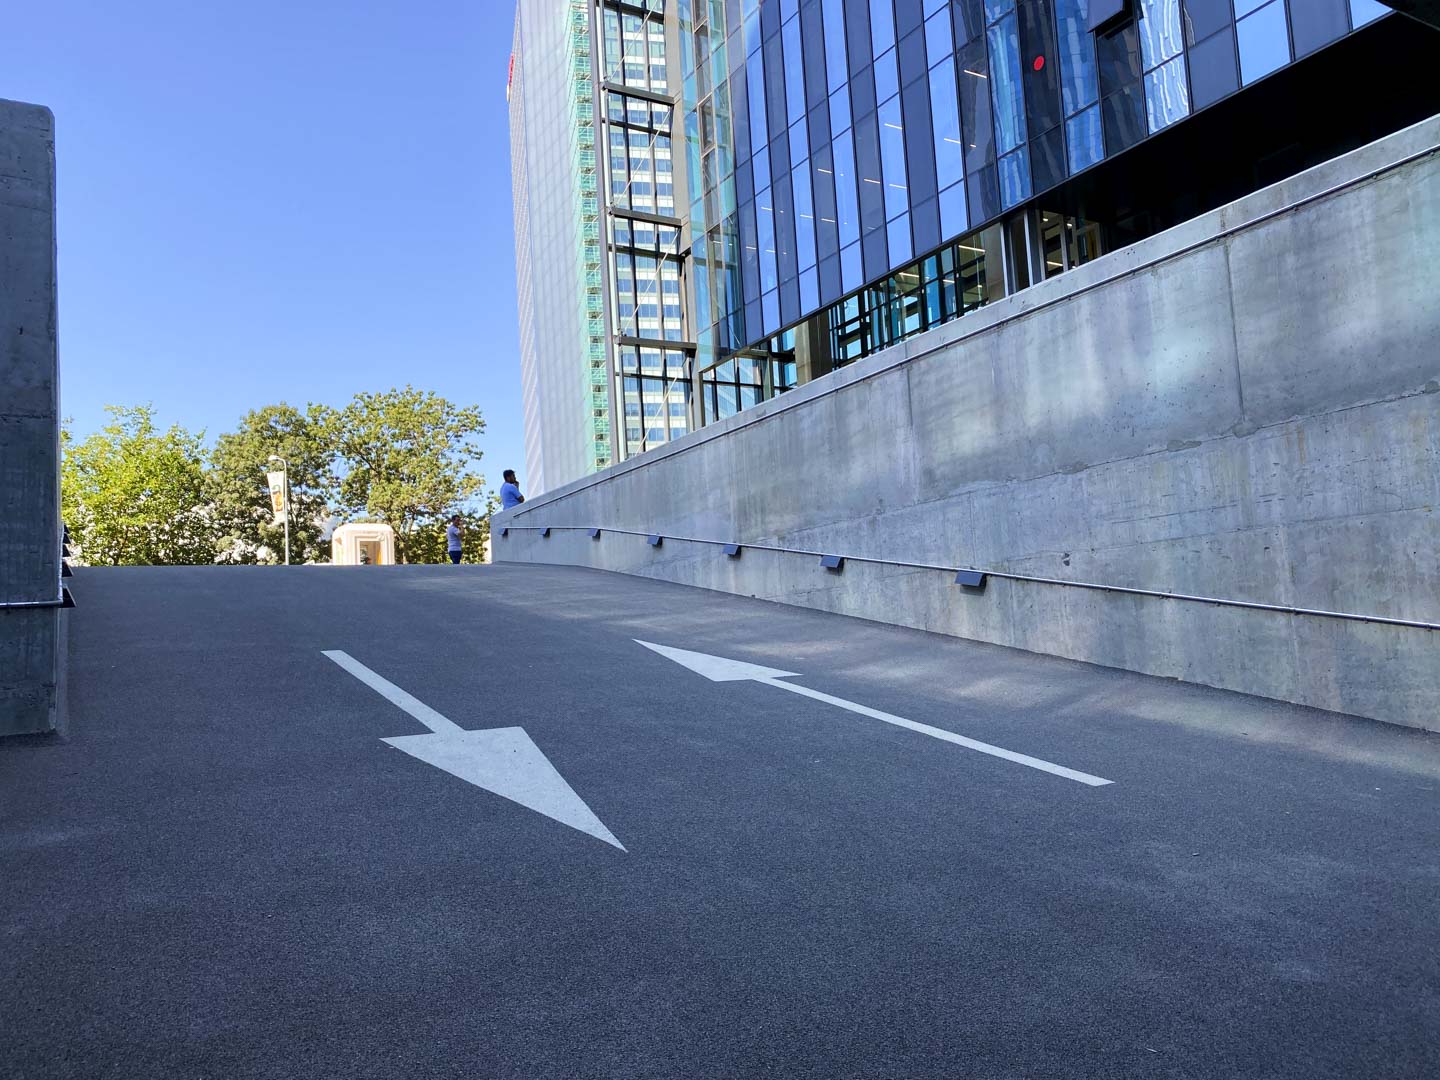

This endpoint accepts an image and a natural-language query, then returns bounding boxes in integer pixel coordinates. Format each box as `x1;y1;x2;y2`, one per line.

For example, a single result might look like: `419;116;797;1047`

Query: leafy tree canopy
61;405;214;566
314;386;487;563
209;403;332;564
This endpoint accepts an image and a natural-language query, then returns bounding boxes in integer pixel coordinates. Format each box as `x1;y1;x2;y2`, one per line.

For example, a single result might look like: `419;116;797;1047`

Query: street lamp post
267;454;291;566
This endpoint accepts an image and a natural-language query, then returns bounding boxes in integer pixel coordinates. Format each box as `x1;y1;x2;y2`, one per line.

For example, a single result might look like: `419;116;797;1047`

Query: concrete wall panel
497;118;1440;730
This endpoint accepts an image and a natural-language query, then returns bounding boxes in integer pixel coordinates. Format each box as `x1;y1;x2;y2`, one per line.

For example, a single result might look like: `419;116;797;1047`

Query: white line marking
636;640;1113;787
322;649;462;734
765;679;1113;786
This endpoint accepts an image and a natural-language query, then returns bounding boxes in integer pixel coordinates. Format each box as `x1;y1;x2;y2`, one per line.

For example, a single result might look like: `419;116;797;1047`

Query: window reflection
1065;104;1104;172
1236;1;1290;85
987;13;1027;155
1144;55;1190;133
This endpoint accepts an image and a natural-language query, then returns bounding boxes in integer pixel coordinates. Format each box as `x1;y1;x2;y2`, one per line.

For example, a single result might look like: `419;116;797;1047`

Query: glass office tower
511;0;693;493
514;1;1433;483
676;0;1430;424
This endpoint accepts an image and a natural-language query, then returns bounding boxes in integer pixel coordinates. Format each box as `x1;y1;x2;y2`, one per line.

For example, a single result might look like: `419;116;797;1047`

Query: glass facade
676;0;1396;429
515;0;1412;488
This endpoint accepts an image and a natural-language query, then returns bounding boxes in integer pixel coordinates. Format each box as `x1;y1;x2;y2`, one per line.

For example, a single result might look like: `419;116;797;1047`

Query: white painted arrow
323;650;624;850
635;640;1112;787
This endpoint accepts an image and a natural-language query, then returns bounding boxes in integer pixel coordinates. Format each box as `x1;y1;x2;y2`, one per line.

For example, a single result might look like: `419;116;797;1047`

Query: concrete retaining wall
496;117;1440;731
1;99;65;737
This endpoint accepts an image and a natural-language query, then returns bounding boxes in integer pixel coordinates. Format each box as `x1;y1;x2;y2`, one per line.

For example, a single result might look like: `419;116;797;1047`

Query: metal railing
497;525;1440;632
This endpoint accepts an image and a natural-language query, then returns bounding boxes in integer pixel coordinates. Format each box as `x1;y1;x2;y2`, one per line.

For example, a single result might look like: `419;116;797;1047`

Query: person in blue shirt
500;470;525;510
445;515;463;564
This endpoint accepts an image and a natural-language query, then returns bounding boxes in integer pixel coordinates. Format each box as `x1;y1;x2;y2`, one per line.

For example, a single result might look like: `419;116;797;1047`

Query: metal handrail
498;525;1440;632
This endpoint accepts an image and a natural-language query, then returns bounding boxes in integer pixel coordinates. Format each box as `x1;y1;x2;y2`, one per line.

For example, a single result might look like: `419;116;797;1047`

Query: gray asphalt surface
3;563;1438;1080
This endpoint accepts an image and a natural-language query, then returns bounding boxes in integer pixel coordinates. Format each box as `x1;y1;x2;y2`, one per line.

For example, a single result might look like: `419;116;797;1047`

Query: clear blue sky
6;0;526;490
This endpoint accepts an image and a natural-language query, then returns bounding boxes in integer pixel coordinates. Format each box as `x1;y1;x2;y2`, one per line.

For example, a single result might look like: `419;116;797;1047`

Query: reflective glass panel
930;60;967;190
987;13;1027;155
870;0;896;56
830;86;852;135
1138;0;1184;70
984;0;1016;22
1188;26;1238;108
997;146;1030;208
793;162;817;270
925;8;953;68
878;96;909;220
1183;0;1232;42
875;47;900;104
1055;0;1099;115
1350;0;1389;26
747;48;768;148
841;241;863;290
757;191;778;291
1236;2;1290;85
833;129;861;247
1291;0;1348;58
939;180;969;238
1065;104;1103;172
784;15;806;127
823;0;850;91
887;215;912;268
1144;55;1190;132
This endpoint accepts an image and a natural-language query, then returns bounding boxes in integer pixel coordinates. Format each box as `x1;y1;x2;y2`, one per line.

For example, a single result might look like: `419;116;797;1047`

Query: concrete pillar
0;99;65;737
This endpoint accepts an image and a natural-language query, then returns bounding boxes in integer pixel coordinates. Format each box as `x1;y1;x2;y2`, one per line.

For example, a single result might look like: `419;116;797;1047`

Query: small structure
331;523;396;566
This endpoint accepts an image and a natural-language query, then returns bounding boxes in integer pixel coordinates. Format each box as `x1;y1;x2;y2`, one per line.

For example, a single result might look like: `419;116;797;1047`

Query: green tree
61;405;213;565
315;387;486;563
209;404;334;564
403;497;501;565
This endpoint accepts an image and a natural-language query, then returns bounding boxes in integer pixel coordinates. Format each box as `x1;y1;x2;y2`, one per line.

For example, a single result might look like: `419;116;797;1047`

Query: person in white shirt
446;515;463;564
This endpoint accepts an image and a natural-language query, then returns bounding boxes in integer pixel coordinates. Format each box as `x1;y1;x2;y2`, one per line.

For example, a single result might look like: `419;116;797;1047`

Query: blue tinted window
830;86;852;135
784;15;806;128
888;215;913;268
1144;55;1190;132
925;9;953;68
930;60;966;190
1065;104;1104;172
1138;0;1183;70
752;145;771;193
878;97;909;220
997;146;1031;209
757;192;778;291
1236;1;1290;85
745;10;761;56
925;0;948;15
800;267;819;313
747;49;769;149
871;0;896;57
1351;0;1389;26
793;163;817;271
833;129;861;248
939;180;969;237
789;114;810;167
1188;25;1238;109
1232;0;1268;14
1183;0;1232;41
984;0;1016;22
841;241;863;290
987;13;1027;155
1291;0;1348;58
1055;0;1099;115
763;289;780;335
875;48;900;104
823;0;850;91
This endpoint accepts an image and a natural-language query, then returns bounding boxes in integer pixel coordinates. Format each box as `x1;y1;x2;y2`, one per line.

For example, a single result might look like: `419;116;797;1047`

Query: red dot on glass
1033;55;1045;71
